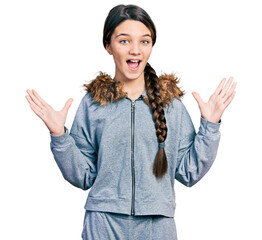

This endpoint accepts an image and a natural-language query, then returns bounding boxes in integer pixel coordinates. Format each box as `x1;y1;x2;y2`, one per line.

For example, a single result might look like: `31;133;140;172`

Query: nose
129;42;141;55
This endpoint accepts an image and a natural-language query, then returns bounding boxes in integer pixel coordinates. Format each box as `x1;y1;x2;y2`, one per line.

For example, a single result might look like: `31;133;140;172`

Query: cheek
144;49;152;60
112;48;126;62
143;45;152;56
113;54;125;67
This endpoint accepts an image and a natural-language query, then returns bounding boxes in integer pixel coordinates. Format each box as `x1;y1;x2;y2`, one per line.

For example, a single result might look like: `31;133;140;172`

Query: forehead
113;20;151;37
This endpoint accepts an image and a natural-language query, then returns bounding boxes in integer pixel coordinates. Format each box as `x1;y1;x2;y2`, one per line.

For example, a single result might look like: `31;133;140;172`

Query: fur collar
84;72;184;106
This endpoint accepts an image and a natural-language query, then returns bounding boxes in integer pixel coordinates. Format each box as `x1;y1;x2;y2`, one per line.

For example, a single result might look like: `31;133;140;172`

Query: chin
124;71;144;81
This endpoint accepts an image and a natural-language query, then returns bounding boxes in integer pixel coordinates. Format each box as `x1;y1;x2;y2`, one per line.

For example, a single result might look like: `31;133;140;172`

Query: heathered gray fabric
50;91;221;218
81;210;177;240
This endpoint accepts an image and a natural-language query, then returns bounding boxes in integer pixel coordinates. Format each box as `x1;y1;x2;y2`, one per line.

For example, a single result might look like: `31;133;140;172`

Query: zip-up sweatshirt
50;73;221;218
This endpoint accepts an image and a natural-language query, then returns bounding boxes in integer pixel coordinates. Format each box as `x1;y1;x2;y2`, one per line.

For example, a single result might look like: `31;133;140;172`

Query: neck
114;73;146;101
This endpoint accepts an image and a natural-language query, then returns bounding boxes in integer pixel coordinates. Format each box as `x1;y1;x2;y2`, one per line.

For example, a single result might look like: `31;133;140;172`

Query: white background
1;0;261;239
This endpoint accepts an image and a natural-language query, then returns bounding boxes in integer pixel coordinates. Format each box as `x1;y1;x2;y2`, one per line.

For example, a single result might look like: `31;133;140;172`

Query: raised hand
192;77;237;123
25;89;73;136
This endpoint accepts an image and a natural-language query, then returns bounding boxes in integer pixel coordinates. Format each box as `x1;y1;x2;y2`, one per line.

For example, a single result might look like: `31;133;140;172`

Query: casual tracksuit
50;77;221;239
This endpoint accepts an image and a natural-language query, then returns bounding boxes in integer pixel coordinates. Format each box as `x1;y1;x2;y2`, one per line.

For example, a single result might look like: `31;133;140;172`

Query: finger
26;96;44;119
25;95;44;115
26;89;45;109
192;92;204;107
30;103;45;119
62;98;73;113
32;89;49;107
224;91;236;109
220;77;234;98
213;78;226;96
25;94;32;105
223;82;237;101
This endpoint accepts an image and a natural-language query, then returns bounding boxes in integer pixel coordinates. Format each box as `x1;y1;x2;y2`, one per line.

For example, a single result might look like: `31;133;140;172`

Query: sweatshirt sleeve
175;103;221;187
50;95;97;190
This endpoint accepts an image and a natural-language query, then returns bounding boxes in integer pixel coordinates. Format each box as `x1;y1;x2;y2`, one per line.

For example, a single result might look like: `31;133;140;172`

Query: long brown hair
103;4;168;178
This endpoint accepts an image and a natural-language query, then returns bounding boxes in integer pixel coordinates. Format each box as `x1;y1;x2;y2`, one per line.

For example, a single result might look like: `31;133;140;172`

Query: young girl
26;4;236;240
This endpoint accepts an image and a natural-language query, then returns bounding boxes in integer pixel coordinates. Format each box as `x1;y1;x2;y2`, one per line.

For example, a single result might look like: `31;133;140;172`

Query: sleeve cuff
199;117;221;135
50;127;73;147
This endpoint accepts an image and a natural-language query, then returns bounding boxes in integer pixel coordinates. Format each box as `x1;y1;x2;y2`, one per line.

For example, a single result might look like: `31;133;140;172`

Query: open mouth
126;60;141;70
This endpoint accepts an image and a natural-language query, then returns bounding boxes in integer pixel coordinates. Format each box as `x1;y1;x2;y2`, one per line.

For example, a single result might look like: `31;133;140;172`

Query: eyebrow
115;33;152;39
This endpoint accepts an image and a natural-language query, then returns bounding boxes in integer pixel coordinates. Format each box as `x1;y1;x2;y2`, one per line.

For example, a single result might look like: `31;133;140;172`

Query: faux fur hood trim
84;72;184;106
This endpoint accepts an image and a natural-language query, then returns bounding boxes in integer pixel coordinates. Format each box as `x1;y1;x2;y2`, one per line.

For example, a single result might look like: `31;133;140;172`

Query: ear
106;44;112;55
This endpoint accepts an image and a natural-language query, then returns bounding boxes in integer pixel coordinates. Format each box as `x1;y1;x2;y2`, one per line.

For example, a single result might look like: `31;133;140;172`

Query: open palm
192;77;237;123
25;89;73;136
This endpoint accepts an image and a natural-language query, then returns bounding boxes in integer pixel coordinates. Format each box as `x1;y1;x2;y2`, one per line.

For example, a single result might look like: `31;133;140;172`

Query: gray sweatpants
81;210;177;240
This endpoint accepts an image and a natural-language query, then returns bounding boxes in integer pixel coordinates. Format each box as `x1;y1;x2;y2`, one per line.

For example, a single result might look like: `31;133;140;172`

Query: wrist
50;126;66;136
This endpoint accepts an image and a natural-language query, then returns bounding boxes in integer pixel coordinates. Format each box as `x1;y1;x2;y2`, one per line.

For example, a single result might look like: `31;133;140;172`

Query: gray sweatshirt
50;88;221;218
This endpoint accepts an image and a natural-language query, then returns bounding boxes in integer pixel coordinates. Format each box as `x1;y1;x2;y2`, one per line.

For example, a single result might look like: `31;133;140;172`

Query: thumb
192;92;204;107
62;98;73;113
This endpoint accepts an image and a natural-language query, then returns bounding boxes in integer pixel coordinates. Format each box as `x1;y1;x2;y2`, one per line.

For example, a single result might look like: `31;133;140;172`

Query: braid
145;62;168;178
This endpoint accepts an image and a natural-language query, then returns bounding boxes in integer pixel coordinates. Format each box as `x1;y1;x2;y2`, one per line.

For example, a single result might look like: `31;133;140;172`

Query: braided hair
103;4;168;178
145;63;168;178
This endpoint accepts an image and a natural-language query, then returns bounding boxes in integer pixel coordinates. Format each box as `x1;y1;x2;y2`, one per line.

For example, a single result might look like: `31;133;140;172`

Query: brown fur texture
84;72;127;106
83;72;184;106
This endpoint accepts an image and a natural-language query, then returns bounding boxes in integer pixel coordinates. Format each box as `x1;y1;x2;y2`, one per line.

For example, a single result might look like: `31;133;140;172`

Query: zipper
131;100;135;215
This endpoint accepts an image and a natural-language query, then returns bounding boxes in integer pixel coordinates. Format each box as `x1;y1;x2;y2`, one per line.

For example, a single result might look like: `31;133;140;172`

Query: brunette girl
26;4;236;240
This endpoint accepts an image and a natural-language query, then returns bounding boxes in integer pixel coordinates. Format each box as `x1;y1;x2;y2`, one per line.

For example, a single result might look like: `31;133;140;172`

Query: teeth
129;60;140;62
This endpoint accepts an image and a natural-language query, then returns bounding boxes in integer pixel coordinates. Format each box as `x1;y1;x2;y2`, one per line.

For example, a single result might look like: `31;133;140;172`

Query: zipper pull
131;100;135;108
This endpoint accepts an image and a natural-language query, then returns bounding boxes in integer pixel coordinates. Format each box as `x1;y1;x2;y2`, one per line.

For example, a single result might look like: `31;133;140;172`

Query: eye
120;40;128;44
141;40;150;44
